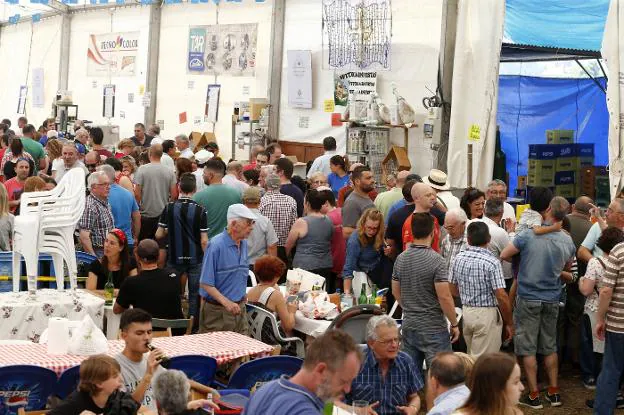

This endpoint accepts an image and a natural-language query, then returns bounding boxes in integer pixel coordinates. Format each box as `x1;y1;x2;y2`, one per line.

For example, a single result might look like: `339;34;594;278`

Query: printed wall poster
187;24;258;76
87;32;140;77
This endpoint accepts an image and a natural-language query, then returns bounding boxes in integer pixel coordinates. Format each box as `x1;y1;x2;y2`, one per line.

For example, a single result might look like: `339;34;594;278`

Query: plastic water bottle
204;393;214;415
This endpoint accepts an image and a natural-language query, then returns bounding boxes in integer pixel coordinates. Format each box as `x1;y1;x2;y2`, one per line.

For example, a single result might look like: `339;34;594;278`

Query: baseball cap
227;204;258;221
195;149;214;164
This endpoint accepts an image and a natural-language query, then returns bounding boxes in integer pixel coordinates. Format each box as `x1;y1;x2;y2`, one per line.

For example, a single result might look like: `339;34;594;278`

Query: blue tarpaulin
505;0;610;52
497;75;609;196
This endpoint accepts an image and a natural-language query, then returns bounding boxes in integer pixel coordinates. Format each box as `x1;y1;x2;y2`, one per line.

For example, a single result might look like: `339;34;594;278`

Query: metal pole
267;0;286;142
143;3;162;127
58;13;71;95
436;0;459;172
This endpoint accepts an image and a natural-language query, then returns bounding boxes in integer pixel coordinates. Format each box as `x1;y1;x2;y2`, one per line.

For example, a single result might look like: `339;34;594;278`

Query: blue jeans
580;313;600;382
169;262;202;323
594;331;624;414
401;327;451;370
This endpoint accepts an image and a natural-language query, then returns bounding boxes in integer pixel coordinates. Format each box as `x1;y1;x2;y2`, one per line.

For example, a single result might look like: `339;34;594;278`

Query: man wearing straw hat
423;169;460;211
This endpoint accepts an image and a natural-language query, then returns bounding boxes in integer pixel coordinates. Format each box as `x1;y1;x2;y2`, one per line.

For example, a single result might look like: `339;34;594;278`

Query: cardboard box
555;184;576;199
249;98;268;121
529;144;558;160
546;129;575;144
527;173;554;187
555;171;576;186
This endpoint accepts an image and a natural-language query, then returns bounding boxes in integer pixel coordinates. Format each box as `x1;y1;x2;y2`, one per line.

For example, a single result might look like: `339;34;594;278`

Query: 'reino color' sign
87;31;140;77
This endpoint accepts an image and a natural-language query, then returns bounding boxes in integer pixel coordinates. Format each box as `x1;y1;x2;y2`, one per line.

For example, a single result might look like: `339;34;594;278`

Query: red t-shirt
4;178;24;213
96;148;114;159
243;163;256;171
401;213;441;252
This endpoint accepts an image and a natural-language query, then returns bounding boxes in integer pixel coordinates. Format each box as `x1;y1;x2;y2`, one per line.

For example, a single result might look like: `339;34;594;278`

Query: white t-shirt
194;169;206;193
179;148;194;159
503;202;516;222
437;191;460;210
115;353;166;412
161;153;175;172
223;174;249;195
471;216;513;280
52;159;88;182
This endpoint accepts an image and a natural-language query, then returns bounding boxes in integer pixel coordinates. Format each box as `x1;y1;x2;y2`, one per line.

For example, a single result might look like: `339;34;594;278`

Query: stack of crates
546;129;575;144
527;141;595;200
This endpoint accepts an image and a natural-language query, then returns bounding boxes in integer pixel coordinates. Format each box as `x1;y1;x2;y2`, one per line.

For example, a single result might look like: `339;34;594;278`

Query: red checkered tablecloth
0;332;273;375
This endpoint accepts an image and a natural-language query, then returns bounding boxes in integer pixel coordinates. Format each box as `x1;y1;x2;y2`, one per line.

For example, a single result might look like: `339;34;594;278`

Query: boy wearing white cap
198;203;257;334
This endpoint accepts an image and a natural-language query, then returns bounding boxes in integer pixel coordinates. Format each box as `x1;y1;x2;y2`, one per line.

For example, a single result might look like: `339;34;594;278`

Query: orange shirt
401;213;441;252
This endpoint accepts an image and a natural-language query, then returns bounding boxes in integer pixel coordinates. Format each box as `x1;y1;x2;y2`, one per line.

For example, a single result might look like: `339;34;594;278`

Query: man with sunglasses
84;151;101;174
198;204;256;335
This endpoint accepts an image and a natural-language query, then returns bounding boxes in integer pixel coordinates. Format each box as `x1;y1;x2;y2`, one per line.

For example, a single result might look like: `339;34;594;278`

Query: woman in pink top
319;186;345;293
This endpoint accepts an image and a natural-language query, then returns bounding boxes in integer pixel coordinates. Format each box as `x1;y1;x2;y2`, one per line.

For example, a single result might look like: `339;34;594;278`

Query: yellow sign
323;99;335;113
139;84;145;95
469;124;481;141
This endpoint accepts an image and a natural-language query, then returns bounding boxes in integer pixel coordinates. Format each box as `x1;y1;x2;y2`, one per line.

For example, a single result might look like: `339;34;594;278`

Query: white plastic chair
249;270;257;287
246;303;305;357
12;169;86;292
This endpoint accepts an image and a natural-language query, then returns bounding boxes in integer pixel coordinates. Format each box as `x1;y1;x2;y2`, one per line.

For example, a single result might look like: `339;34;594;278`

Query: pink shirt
4;178;24;213
327;208;346;275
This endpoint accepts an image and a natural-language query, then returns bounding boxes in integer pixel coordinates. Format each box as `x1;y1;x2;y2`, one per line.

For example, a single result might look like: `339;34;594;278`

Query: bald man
401;183;444;252
374;170;411;219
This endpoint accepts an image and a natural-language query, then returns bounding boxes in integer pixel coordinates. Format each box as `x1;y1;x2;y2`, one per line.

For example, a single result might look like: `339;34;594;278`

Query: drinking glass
27;274;37;299
352;400;368;415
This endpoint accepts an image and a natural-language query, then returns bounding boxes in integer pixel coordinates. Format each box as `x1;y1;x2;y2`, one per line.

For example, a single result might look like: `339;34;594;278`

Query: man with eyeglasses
198;204;256;335
485;179;516;226
340;315;423;415
440;208;468;270
79;171;114;258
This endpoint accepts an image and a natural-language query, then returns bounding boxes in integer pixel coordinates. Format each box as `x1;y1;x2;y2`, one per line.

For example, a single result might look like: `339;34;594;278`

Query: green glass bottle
323;402;334;415
358;283;367;305
104;271;114;306
369;284;378;304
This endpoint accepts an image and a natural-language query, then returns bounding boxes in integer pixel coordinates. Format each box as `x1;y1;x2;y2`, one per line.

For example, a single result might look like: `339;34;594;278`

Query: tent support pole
143;2;161;127
436;0;458;172
58;13;71;95
597;58;609;83
267;0;285;142
575;59;607;94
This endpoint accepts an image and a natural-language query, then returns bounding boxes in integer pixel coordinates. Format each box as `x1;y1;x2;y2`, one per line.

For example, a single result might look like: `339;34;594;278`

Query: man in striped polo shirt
156;173;208;331
594;240;624;413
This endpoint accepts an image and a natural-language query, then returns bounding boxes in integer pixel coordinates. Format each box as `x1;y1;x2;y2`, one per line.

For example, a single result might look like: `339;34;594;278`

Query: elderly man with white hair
175;134;194;159
340;315;423;415
153;370;218;414
198;203;256;335
440;208;468;270
485;179;516;225
78;170;114;257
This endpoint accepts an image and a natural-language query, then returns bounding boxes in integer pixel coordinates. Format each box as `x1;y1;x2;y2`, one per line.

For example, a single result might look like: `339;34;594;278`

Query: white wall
278;0;443;177
0;15;62;127
156;0;273;161
67;5;151;136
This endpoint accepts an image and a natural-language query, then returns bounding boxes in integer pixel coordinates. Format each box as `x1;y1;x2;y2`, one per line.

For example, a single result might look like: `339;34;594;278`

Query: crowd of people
3;116;624;414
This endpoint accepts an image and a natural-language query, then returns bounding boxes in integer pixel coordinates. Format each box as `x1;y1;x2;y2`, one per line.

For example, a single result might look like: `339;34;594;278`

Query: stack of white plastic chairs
12;168;86;292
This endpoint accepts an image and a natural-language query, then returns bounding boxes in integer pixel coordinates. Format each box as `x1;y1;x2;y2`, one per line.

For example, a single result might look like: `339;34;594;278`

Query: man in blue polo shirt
244;330;362;415
97;165;140;251
198;204;256;335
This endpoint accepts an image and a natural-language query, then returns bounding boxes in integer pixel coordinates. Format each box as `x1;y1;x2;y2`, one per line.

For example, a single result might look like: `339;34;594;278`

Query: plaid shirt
349;347;424;415
78;194;114;249
259;190;297;247
440;234;467;269
449;246;505;307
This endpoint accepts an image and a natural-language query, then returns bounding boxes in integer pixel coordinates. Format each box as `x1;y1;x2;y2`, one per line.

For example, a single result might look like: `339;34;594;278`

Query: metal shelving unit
345;125;390;189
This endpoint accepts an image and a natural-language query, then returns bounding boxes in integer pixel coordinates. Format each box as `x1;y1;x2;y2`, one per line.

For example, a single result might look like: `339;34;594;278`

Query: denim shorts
514;297;559;356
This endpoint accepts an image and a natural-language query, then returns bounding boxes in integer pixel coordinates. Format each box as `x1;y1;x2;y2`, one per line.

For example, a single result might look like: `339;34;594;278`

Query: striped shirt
349;348;424;415
158;197;208;265
393;245;448;334
259;190;297;247
440;234;467;270
603;242;624;333
449;246;505;307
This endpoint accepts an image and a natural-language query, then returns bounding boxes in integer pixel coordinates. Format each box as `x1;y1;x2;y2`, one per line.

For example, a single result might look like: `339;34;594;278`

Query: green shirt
374;187;403;219
20;138;45;174
193;184;242;239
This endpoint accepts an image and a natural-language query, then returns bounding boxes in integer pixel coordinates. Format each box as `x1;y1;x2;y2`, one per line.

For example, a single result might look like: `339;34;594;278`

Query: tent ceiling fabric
505;0;610;52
